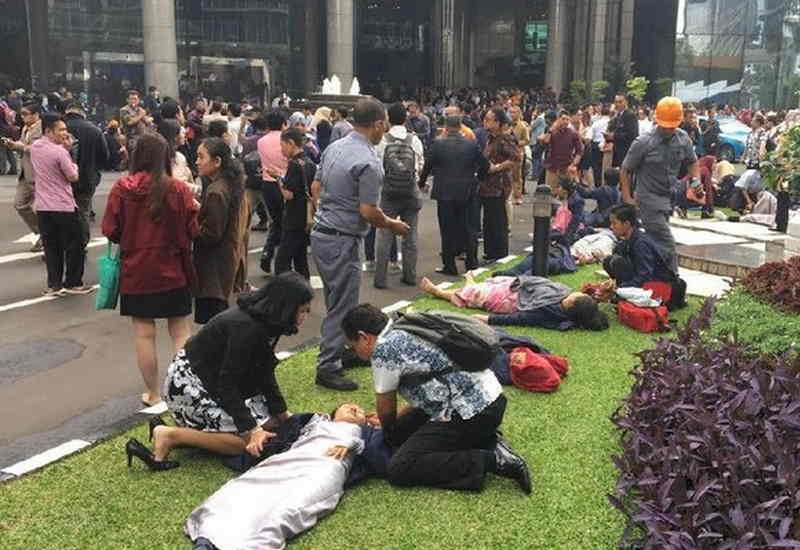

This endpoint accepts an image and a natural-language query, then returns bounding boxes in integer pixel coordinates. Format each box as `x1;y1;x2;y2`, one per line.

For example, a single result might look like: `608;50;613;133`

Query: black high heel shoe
148;416;166;442
125;438;180;472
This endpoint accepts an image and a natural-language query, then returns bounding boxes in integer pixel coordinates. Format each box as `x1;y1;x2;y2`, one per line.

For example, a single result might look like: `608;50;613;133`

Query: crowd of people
4;80;800;549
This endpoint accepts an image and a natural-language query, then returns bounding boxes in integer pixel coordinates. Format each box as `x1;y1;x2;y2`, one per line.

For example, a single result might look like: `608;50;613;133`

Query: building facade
2;0;796;108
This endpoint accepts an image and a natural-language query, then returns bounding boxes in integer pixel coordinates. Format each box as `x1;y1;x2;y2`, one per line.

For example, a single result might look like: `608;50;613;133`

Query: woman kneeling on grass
419;272;608;331
125;273;313;471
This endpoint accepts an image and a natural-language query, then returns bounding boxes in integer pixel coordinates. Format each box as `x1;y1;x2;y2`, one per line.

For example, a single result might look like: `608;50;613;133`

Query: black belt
312;225;361;239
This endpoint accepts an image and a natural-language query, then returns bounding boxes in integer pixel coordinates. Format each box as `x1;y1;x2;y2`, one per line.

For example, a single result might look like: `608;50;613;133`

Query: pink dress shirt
31;136;79;212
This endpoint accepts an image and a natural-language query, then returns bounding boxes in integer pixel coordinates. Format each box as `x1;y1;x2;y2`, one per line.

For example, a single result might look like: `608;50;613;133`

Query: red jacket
102;172;200;295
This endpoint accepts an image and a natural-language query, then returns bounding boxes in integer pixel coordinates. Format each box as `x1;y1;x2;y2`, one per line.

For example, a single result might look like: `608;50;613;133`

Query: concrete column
305;0;321;95
26;0;49;91
546;0;568;93
619;0;635;67
142;0;178;98
589;0;609;83
326;0;354;93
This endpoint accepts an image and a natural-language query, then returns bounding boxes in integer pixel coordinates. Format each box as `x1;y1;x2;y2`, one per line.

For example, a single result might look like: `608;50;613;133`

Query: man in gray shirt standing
329;107;353;144
310;98;410;391
620;96;698;272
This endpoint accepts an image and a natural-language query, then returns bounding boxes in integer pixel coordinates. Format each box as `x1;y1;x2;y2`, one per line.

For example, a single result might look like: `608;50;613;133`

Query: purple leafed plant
742;256;800;314
610;297;800;549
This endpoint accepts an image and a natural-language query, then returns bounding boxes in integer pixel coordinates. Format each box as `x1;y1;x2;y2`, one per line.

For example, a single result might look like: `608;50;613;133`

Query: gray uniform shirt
315;131;382;236
622;127;697;211
512;276;571;311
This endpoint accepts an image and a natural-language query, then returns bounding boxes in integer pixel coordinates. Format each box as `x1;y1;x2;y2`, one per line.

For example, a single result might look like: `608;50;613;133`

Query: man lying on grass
419;271;608;331
343;303;532;494
186;403;373;550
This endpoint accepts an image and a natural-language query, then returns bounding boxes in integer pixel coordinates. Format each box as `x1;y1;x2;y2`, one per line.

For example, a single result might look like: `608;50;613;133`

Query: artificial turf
0;266;700;550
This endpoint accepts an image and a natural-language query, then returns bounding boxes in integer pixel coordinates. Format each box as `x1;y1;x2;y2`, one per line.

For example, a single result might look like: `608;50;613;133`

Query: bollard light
532;185;552;276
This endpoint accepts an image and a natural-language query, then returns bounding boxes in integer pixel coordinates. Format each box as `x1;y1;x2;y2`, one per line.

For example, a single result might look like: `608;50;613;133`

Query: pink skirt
453;276;519;314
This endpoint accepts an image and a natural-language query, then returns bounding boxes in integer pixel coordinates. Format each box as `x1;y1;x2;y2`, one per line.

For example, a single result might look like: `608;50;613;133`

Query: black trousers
386;395;506;491
437;199;477;270
260;183;284;263
481;196;508;260
38;210;86;289
274;230;310;279
590;142;604;186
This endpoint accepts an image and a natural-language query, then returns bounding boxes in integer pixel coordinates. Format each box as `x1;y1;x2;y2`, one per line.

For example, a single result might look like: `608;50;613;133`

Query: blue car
698;116;750;162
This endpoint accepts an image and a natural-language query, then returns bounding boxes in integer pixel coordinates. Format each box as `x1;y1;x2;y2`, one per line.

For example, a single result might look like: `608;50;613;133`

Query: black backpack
243;150;263;190
382;133;416;199
392;310;500;385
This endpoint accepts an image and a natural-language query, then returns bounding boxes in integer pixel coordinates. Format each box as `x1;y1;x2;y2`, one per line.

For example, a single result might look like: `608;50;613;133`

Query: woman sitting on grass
186;403;371;550
124;273;313;471
419;272;608;331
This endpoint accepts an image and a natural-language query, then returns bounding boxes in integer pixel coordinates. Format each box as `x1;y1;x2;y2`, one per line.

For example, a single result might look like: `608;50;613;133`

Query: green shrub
709;286;800;359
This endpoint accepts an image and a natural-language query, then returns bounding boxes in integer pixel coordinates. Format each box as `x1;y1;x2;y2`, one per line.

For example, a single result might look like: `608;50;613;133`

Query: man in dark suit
419;115;489;275
605;93;639;168
64;100;110;244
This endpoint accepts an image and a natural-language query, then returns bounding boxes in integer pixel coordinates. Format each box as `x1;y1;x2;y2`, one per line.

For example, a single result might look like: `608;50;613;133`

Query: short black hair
604;167;620;187
160;99;179;119
228;103;241;117
342;303;389;341
210;101;223;113
281;127;305;147
127;89;141;98
564;295;609;331
387;102;407;126
265;109;287;131
556;178;575;194
22;101;41;115
488;106;510;126
237;272;313;334
207;119;228;139
353;98;387;127
41;112;63;133
336;107;349;119
610;203;638;226
251;115;269;132
64;100;83;113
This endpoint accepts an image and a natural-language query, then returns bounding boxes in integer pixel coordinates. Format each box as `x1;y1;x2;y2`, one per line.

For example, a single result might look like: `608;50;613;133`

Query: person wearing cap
620;96;698;272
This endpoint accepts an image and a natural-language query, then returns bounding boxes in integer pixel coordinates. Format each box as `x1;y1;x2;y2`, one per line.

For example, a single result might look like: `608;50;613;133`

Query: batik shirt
372;325;502;422
741;128;766;167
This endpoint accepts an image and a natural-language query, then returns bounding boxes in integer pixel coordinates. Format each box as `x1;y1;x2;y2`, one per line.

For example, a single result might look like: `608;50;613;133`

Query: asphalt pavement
0;172;540;469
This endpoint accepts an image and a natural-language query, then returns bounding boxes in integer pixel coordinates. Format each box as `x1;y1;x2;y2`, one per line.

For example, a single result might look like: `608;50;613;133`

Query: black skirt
120;287;192;318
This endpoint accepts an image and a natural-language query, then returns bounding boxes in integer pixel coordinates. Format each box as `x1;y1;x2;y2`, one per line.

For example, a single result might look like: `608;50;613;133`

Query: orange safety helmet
655;97;684;129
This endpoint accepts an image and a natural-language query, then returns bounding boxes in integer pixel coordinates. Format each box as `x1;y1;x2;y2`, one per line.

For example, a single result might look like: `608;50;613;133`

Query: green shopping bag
95;242;121;310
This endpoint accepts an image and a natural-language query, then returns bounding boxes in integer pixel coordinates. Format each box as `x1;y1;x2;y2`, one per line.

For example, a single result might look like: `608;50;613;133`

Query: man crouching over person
342;304;531;494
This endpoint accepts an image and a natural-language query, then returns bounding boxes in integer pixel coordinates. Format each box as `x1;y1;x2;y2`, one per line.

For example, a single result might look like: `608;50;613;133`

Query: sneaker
363;261;376;272
251;222;268;232
62;285;95;295
30;237;43;253
389;261;402;274
42;288;64;297
315;371;359;391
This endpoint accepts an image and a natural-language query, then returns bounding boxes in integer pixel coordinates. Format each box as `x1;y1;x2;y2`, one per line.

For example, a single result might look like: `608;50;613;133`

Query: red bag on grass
509;347;569;393
617;301;670;333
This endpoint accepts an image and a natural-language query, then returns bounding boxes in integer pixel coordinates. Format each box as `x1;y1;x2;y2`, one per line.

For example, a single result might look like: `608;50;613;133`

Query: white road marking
0;237;107;265
382;300;412;314
139;402;168;415
13;232;38;244
1;439;91;477
276;351;295;360
525;246;533;252
0;294;59;313
495;255;518;264
248;247;261;254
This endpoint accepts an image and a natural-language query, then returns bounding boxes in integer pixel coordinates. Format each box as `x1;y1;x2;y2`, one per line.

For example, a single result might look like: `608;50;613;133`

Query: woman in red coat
102;132;200;407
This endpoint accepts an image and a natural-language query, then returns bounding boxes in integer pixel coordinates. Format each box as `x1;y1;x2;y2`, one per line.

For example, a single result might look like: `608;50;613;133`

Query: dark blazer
608;109;639;167
183;306;288;433
419;134;489;201
65;112;110;193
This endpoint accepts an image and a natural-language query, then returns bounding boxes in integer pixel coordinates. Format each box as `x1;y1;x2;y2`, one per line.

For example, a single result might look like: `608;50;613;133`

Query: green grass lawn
0;266;700;550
